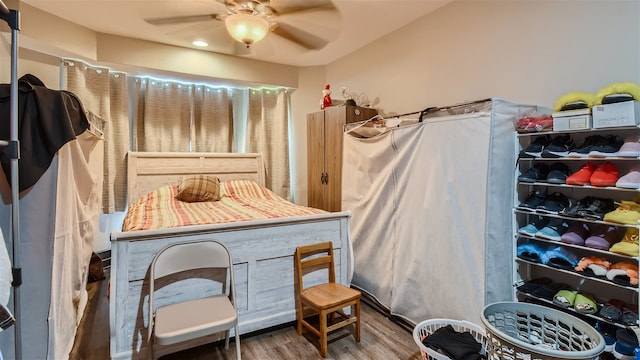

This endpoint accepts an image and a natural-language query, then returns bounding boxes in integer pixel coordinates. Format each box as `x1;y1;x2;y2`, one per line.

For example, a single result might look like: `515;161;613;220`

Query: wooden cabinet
307;105;377;211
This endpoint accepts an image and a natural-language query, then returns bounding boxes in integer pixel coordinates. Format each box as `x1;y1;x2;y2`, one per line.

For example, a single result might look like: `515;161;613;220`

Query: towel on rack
0;74;89;191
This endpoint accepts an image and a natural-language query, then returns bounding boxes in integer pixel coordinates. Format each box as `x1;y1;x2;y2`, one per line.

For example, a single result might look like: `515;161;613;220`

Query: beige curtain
65;65;290;205
134;78;192;152
64;60;130;213
192;86;233;152
246;88;290;199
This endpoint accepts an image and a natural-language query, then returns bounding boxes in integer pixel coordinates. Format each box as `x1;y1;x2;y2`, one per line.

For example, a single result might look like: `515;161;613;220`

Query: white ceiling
21;0;451;66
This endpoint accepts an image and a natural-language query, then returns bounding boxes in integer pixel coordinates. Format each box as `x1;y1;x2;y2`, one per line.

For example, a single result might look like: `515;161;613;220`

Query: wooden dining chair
294;241;361;357
147;240;241;360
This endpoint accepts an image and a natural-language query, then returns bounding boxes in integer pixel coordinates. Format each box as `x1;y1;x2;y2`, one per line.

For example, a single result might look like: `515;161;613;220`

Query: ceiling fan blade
271;0;337;16
145;14;222;26
271;22;329;50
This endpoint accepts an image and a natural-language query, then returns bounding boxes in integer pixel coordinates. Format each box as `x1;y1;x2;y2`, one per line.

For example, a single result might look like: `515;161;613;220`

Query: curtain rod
383;106;437;123
385;99;493;122
382;110;421;119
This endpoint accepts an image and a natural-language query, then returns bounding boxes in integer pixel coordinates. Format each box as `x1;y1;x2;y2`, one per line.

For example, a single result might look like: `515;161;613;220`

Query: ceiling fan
144;0;341;51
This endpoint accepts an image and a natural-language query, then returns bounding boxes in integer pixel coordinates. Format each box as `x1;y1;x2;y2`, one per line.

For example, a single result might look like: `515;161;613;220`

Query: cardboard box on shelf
552;108;592;131
592;100;640;128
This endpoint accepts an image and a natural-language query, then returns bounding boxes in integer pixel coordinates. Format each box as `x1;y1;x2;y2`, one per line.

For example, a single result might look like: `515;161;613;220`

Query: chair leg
224;329;230;350
148;343;154;360
319;309;328;357
296;303;303;336
234;324;241;360
354;301;361;342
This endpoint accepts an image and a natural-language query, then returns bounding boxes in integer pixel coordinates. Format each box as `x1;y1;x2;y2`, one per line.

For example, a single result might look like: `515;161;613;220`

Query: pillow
175;175;221;202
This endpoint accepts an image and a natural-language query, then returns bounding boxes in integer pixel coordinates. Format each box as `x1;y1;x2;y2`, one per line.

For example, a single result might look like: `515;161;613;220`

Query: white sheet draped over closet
49;131;102;359
342;98;545;325
0;130;102;360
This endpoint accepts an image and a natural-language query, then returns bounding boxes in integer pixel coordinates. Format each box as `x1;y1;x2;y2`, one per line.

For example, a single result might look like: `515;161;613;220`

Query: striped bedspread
122;179;327;231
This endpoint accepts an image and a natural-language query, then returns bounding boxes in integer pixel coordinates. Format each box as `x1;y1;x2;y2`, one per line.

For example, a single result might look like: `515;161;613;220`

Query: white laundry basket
481;302;605;359
412;318;486;360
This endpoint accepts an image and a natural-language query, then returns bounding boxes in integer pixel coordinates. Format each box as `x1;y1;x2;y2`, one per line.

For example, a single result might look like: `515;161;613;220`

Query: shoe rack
514;125;640;334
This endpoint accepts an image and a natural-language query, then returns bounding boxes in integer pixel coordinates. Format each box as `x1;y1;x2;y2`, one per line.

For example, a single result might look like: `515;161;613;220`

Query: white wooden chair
148;240;241;359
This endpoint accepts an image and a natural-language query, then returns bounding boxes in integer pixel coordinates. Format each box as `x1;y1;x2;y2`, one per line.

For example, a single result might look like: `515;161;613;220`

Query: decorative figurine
322;84;332;109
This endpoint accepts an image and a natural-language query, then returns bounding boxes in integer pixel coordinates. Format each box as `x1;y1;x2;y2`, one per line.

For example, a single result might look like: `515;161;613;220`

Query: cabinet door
307;111;326;209
324;107;346;212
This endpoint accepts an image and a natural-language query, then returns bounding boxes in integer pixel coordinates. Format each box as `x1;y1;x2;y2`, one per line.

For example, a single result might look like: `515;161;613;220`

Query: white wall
290;66;325;205
325;0;640;115
288;0;640;210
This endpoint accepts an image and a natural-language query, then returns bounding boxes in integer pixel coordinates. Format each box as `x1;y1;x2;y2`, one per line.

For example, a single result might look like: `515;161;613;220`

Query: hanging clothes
0;74;88;191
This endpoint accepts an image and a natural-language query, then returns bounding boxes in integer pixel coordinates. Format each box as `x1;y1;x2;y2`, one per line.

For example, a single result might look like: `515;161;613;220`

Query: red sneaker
590;162;619;187
565;162;595;185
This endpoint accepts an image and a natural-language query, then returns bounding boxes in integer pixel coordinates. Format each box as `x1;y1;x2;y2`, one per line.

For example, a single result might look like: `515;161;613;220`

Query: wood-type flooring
69;271;422;360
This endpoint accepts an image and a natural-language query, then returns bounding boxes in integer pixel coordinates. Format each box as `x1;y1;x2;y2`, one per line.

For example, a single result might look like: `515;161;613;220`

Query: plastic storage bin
412;318;486;360
481;302;605;359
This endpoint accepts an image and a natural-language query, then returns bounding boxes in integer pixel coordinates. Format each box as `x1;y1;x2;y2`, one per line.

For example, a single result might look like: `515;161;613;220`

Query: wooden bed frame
109;152;352;360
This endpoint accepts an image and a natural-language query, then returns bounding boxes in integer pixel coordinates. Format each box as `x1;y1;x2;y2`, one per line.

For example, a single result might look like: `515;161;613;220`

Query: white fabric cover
342;98;541;325
0;131;102;360
0;228;10;308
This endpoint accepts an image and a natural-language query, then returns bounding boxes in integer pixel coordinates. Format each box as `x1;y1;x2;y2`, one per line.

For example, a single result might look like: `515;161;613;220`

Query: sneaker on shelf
584;224;624;250
518;163;550;183
604;199;640;225
560;222;590;245
541;246;579;270
545;162;572;184
561;196;595;218
519;135;552;158
580;198;616;221
517;242;549;263
535;218;569;241
561;196;615;221
615;134;640;158
590;162;619;187
541;134;576;158
568;134;605;158
519;190;546;210
537;192;573;214
588;134;624;157
613;328;638;359
616;168;640;189
606;261;639;287
610;227;640;257
518;216;549;237
620;303;639;326
565;162;595;185
575;255;611;277
516;115;553;133
594;321;617;353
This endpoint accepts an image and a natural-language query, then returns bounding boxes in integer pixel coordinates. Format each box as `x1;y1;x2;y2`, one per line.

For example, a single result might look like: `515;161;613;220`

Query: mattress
122;179;326;231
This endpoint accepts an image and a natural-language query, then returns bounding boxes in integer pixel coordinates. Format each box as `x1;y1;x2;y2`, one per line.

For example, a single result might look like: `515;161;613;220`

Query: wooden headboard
127;152;265;202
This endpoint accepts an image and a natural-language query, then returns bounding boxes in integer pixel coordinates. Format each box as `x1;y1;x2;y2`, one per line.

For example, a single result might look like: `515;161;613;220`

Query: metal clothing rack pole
344;107;432;131
0;2;21;360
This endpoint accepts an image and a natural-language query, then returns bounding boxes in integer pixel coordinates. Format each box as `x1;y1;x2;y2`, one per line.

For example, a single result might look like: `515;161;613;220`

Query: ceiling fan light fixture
225;13;270;46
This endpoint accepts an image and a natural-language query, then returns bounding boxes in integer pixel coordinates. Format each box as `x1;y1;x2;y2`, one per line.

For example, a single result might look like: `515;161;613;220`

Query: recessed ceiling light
193;40;208;47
